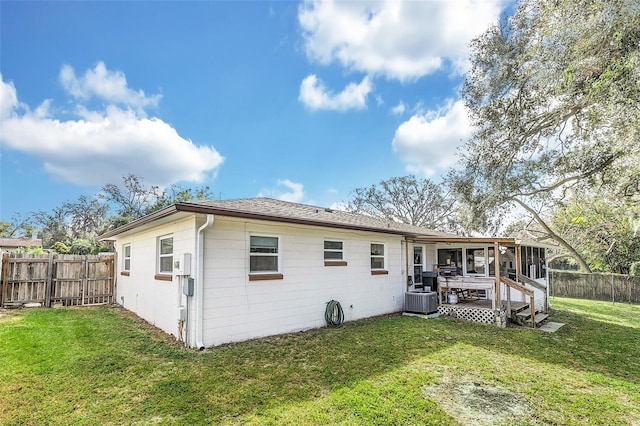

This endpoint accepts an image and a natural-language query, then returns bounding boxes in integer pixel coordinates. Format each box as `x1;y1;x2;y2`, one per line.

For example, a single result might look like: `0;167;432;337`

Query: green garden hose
324;300;344;328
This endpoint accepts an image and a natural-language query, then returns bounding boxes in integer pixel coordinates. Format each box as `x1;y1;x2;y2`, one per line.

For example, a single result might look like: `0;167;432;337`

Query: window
122;244;131;274
324;240;346;266
250;235;279;273
437;248;463;275
158;236;173;274
466;248;486;275
370;243;386;273
413;246;423;284
488;247;495;277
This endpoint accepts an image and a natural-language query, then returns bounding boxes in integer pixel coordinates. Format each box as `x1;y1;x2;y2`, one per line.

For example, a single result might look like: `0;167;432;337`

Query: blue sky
1;0;508;221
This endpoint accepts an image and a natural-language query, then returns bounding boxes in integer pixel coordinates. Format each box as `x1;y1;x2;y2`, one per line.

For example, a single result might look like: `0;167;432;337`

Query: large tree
550;191;640;274
101;174;213;228
26;174;214;251
31;206;70;249
347;175;463;233
0;214;35;238
455;0;640;272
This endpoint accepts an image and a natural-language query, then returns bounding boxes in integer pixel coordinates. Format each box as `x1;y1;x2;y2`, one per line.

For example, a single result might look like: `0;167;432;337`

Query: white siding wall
201;217;405;347
112;216;197;338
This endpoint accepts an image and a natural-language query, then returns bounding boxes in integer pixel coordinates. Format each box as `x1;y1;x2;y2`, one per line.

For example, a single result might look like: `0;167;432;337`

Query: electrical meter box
173;253;191;276
183;278;194;296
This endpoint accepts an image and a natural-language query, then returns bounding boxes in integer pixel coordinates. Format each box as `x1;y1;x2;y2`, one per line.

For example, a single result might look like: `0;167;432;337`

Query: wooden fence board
0;253;115;308
550;270;640;304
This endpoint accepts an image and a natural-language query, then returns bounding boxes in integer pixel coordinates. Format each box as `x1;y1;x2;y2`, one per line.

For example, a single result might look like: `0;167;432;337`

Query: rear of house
101;198;447;348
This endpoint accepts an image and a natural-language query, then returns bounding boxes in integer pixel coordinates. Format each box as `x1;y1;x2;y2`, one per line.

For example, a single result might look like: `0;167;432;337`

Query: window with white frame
250;235;279;273
122;244;131;272
370;243;385;270
324;240;344;261
158;236;173;274
413;246;423;284
465;247;486;275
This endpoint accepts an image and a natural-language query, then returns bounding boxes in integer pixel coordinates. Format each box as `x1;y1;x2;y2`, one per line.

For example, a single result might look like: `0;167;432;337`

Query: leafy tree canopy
12;174;213;252
454;0;640;271
347;175;463;233
0;214;36;238
550;191;640;274
101;174;213;228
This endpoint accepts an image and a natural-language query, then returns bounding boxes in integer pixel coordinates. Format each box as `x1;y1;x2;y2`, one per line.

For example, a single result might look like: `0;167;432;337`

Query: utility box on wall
183;278;194;296
173;253;192;276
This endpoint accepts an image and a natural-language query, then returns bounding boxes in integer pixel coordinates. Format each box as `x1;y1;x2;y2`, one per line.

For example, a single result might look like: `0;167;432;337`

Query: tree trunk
513;198;593;273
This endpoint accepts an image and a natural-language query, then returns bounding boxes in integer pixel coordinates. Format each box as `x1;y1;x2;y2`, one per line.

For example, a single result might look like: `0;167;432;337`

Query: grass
1;297;638;425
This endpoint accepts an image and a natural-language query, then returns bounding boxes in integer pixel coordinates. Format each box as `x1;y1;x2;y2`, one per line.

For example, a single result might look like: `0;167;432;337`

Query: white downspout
195;214;214;350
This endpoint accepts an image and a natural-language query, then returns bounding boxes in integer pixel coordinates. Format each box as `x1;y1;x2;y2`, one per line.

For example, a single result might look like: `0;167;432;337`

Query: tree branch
512;197;592;272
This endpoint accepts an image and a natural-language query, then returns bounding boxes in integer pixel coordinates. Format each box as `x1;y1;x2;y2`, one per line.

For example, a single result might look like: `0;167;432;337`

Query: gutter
195;214;215;350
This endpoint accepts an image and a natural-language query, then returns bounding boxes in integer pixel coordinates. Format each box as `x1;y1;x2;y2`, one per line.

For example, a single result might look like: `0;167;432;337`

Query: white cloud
0;66;223;186
298;0;506;81
392;99;472;176
59;62;161;114
0;75;19;119
391;101;406;115
258;179;305;202
299;74;372;111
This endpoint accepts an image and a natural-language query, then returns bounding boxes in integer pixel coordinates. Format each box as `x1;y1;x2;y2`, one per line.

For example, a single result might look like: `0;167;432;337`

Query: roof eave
99;201;445;240
407;236;517;244
174;202;433;237
98;204;179;240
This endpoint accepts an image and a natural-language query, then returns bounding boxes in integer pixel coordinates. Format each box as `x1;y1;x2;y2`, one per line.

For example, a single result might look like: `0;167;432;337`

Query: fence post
45;256;54;307
611;274;615;304
83;256;89;305
1;253;9;307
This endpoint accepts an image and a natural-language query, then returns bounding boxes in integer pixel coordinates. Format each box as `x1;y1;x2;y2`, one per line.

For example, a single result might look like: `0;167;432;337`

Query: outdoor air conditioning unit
405;292;438;314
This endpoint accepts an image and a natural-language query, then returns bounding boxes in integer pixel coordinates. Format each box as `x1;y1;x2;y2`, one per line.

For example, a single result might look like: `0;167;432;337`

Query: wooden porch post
404;239;409;292
494;242;501;310
505;247;512;317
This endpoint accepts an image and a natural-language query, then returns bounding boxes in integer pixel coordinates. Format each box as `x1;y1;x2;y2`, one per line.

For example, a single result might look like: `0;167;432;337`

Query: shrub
50;241;70;254
70;239;93;255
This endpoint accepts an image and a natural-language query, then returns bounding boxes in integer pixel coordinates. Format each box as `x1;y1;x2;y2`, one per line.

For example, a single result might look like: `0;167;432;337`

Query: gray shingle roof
100;197;456;239
184;198;454;237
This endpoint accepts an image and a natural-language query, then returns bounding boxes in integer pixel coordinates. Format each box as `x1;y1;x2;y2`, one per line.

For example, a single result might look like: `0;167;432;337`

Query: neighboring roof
0;238;43;248
100;197;455;240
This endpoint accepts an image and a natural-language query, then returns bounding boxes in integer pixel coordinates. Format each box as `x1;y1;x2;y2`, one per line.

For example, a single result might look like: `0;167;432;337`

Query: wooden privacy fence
1;253;115;308
549;269;640;304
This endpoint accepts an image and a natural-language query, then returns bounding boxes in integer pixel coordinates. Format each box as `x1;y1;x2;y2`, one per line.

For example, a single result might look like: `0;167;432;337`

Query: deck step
510;305;549;328
534;313;549;325
506;302;530;314
516;310;532;319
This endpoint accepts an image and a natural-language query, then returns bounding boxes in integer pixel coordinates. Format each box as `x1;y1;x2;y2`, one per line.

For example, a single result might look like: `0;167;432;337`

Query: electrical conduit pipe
195;214;214;350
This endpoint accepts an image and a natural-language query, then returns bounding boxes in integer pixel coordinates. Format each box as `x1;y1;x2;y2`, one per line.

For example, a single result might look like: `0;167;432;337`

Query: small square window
324;240;343;260
123;244;131;272
250;235;279;273
158;236;173;274
371;243;385;270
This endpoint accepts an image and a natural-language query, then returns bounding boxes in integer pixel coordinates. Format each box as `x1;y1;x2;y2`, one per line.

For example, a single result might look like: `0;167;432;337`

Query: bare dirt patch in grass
422;373;530;426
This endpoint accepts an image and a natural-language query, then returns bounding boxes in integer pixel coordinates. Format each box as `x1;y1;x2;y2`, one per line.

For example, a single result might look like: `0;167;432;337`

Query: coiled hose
324;300;344;328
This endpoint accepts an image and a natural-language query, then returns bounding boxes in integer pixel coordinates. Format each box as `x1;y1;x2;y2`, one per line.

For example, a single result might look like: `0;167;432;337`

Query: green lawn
1;297;639;425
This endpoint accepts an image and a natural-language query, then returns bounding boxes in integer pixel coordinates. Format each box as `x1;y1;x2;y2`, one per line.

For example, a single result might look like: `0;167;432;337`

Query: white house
100;198;551;348
99;198;453;348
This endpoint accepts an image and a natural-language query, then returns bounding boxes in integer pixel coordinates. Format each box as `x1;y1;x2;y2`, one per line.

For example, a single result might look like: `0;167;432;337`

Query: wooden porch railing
517;274;548;313
500;276;536;328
